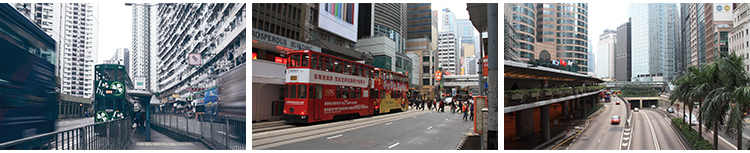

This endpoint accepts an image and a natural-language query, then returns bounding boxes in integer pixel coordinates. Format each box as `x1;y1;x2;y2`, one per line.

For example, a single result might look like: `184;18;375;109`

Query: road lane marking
644;112;660;150
445;118;449;121
327;134;343;139
385;122;392;125
427;126;433;130
388;142;400;149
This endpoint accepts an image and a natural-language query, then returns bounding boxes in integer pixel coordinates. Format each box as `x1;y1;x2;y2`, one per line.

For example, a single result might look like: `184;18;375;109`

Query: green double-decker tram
93;64;134;123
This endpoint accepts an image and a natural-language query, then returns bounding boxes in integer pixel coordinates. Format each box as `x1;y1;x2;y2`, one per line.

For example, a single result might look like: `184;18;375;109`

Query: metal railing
150;113;245;150
0;118;131;150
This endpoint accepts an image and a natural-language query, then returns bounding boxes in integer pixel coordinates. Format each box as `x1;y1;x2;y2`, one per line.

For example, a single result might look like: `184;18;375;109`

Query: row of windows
556;52;588;59
513;23;535;35
519;42;535;51
558;25;587;33
377;69;409;84
557;45;588;53
510;4;535;18
542;4;555;8
542;31;555;35
540;24;555;29
557;19;587;27
557;32;588;40
517;33;534;42
557;3;587;10
556;38;588;46
557;5;587;16
520;3;535;10
289;54;374;78
541;38;555;42
542;10;554;15
540;18;555;22
520;51;534;59
557;12;587;21
513;14;535;27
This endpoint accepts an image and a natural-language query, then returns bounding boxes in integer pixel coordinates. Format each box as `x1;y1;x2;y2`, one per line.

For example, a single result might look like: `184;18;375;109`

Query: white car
634;107;639;112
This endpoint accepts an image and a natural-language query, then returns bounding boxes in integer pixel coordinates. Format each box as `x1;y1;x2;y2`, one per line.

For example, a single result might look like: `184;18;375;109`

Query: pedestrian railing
0;118;131;150
150;113;245;150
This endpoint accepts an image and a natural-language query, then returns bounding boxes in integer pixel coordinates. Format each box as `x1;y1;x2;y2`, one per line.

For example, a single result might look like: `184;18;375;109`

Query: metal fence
150;113;245;150
0;118;131;150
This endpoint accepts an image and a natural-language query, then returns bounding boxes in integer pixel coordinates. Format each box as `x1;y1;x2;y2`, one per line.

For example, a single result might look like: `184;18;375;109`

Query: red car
611;116;620;124
615;101;620;105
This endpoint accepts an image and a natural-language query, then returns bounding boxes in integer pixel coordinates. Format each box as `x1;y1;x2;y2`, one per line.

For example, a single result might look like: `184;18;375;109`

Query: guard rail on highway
0;118;131;150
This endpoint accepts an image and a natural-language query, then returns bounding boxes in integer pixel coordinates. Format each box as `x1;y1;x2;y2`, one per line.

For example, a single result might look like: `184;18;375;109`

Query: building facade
357;3;410;74
705;3;734;63
615;20;632;81
597;29;616;80
629;3;679;81
130;3;158;92
535;3;590;74
14;3;99;98
104;48;130;72
507;3;536;61
406;3;439;99
438;31;458;75
157;3;246;101
441;8;457;34
731;3;750;73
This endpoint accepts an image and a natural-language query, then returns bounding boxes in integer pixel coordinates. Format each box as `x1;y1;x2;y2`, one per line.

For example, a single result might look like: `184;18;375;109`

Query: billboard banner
714;3;733;21
318;3;358;42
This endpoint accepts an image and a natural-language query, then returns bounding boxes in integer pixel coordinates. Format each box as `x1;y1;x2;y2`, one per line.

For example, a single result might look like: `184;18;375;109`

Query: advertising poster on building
318;3;358;42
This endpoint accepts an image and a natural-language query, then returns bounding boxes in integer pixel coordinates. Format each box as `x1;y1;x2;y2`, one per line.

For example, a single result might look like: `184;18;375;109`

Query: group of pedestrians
409;97;475;121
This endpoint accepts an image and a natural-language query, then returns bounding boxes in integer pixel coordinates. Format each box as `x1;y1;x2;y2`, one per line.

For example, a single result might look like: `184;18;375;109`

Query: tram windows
381;90;386;99
342;87;349;99
299;84;307;99
334;59;342;73
325;57;333;71
349;87;356;99
285;84;290;98
311;54;317;69
344;62;351;74
301;54;309;67
290;55;300;67
372;89;378;99
336;86;342;99
315;85;322;99
353;65;359;76
290;84;297;98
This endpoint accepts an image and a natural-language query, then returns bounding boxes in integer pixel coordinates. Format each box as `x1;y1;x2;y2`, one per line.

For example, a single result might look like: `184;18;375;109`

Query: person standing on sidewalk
469;103;474;121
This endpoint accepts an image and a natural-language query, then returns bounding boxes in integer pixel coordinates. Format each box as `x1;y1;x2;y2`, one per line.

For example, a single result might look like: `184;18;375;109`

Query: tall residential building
507;3;536;62
14;3;99;98
705;3;734;63
629;3;679;81
615;20;632;81
130;3;158;92
406;3;439;98
597;29;616;80
157;3;246;100
731;3;750;73
104;48;130;72
536;3;590;74
357;3;410;73
438;31;458;74
504;3;522;62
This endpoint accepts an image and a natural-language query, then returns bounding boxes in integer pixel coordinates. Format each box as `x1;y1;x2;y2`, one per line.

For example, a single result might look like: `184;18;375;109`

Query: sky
588;2;629;60
430;2;482;36
96;2;133;64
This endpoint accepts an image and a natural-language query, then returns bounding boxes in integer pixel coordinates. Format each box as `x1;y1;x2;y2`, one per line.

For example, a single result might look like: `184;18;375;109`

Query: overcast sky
96;2;133;64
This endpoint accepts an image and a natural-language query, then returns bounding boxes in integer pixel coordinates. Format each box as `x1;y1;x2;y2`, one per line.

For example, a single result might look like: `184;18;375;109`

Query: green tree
696;52;748;150
670;66;701;138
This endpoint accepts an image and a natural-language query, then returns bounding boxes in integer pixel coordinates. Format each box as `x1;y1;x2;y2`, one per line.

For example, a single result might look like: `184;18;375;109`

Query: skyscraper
704;3;734;63
507;3;535;62
536;3;589;74
441;8;457;33
13;3;99;98
406;3;439;99
357;3;410;73
130;3;156;92
615;20;632;81
597;29;616;80
629;3;679;81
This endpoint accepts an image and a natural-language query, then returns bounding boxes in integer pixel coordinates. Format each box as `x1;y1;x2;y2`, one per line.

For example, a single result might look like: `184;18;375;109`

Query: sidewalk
128;127;209;150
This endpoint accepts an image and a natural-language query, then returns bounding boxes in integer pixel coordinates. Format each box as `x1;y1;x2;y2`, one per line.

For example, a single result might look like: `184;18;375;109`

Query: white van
683;113;698;125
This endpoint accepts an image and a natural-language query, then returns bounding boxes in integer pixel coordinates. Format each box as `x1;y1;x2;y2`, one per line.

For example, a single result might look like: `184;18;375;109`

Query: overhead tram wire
293;23;389;68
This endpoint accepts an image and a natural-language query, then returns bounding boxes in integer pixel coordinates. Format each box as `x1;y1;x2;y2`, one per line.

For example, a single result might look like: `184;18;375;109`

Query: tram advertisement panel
286;68;369;88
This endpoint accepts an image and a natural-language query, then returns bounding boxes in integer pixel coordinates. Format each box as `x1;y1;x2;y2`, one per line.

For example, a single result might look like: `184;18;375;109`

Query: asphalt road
630;109;685;150
56;117;94;132
254;108;475;150
568;98;627;150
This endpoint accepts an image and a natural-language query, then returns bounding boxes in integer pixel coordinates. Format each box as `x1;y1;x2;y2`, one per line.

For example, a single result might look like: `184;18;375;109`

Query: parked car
651;105;656;109
667;108;674;113
684;113;698;125
611;115;620;124
634;107;639;112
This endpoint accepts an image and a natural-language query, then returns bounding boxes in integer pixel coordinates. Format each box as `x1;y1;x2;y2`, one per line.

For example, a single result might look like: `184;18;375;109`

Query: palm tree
669;67;697;126
699;52;749;150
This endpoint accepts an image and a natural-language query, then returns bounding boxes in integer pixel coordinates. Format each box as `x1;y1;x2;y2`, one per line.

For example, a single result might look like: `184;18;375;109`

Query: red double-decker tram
284;50;376;123
372;68;409;114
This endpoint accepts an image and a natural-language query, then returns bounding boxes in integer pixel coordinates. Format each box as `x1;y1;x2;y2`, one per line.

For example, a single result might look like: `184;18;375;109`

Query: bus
93;64;134;123
284;50;376;123
192;87;218;121
372;68;408;114
0;3;58;144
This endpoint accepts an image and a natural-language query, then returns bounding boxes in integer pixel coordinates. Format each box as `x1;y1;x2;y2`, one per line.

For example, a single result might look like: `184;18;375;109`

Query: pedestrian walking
457;101;463;113
462;102;469;121
420;98;425;110
439;100;444;112
450;100;456;113
428;99;433;111
469;104;474;121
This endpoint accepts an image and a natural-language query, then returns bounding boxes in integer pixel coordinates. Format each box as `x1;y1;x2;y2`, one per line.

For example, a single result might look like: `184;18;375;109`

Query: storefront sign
252;28;321;52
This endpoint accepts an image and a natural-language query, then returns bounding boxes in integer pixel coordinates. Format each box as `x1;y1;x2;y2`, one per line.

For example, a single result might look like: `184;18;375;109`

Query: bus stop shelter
128;90;154;141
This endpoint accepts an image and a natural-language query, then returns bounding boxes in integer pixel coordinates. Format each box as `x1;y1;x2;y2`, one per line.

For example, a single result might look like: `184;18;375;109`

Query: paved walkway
128;127;209;150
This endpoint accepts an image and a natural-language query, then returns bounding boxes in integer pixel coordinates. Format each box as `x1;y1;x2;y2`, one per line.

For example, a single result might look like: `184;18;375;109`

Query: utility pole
486;3;498;150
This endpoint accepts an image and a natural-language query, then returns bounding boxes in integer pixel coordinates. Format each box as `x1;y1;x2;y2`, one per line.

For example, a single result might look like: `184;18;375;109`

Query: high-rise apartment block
130;3;158;92
438;31;458;74
13;3;99;98
104;48;130;73
156;3;246;100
